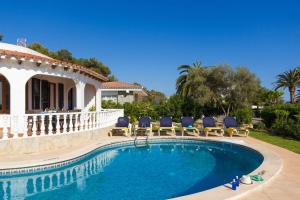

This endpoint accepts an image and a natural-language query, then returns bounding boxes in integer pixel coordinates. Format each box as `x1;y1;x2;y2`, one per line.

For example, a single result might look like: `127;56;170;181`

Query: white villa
101;81;147;104
0;42;123;139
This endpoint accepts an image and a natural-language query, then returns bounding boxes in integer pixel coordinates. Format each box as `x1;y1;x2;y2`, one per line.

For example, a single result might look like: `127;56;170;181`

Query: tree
205;66;260;115
176;63;261;116
275;68;300;103
108;75;118;81
0;33;3;42
146;90;166;104
232;67;261;108
76;58;111;76
27;43;50;56
28;42;116;78
206;65;234;115
54;49;73;62
256;88;284;106
176;62;211;105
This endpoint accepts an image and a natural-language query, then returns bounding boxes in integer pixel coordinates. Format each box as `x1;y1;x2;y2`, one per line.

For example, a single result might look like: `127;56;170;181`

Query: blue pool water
0;139;263;200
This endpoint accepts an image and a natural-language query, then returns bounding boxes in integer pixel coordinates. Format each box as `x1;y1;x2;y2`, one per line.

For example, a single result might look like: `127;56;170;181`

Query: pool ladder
134;134;149;147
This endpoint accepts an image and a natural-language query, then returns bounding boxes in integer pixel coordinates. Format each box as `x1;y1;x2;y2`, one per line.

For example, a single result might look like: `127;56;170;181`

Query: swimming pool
0;139;263;200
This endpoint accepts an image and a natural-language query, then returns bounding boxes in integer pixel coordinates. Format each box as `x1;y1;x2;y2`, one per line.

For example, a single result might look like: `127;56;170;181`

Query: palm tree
176;61;204;96
296;89;300;102
275;68;300;103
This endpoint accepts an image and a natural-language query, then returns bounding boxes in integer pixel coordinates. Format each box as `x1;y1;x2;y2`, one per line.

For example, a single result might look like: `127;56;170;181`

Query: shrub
89;105;96;111
260;104;300;140
253;121;266;130
102;100;123;109
272;119;300;140
234;108;253;124
261;104;300;128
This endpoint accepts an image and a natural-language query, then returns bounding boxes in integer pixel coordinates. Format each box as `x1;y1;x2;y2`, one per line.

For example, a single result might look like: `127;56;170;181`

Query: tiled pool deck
0;131;299;200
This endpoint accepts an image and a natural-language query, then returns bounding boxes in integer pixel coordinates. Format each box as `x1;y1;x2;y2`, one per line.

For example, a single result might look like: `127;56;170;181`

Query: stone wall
0;127;111;156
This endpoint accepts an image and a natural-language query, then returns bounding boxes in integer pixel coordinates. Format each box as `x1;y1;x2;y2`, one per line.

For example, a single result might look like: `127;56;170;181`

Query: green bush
261;104;300;128
253;121;266;130
89;105;96;111
260;104;300;140
234;108;253;124
271;119;300;140
102;100;123;109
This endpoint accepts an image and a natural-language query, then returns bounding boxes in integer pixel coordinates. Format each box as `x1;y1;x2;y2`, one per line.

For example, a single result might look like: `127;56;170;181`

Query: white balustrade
0;109;122;140
63;114;67;134
40;115;45;136
32;115;37;137
48;114;53;135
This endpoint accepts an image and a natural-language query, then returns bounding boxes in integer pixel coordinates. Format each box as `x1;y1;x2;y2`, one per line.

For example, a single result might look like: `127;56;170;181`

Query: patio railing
0;109;124;140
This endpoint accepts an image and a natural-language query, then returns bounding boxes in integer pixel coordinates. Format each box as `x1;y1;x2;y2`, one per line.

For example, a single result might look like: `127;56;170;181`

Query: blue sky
1;0;300;97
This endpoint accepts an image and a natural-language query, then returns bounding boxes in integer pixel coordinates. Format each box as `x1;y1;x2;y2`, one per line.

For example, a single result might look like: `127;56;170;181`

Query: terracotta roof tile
0;49;108;82
101;81;142;90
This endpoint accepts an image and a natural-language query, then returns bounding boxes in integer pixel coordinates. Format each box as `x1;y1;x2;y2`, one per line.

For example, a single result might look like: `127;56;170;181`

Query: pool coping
0;136;282;200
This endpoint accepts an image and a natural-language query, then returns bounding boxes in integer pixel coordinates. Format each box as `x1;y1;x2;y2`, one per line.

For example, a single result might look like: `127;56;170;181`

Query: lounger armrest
128;123;132;132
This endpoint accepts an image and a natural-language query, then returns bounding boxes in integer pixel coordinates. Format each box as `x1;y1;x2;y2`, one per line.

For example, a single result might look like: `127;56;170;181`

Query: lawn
250;131;300;154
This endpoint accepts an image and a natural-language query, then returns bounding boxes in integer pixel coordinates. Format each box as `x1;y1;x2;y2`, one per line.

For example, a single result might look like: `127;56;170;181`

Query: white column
10;78;27;135
75;81;85;110
96;88;102;112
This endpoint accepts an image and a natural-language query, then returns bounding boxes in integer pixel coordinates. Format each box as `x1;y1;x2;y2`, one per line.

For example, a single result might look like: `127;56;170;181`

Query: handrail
134;134;149;147
0;109;124;140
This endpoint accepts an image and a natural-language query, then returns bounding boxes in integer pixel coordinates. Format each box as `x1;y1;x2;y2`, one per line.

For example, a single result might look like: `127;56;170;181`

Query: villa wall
0;127;111;157
27;76;76;111
101;91;135;104
102;91;118;102
0;59;102;114
117;91;134;104
84;84;96;111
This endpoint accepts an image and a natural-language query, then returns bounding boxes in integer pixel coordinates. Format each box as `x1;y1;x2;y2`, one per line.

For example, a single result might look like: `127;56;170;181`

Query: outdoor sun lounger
109;116;132;137
134;117;152;136
181;117;199;136
202;117;224;137
223;116;249;137
158;117;176;136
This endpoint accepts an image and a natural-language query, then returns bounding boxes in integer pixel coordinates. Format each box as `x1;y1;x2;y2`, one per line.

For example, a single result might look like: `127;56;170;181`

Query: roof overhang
0;49;109;82
101;88;142;92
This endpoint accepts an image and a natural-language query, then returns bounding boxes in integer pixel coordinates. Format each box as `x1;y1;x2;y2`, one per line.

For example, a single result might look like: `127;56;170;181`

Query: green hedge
261;103;300;140
261;104;300;128
234;108;253;124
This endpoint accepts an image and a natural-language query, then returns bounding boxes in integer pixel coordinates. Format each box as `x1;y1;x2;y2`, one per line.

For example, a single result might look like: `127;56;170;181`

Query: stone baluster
54;114;58;134
77;114;81;132
97;112;100;128
62;114;67;133
11;115;19;138
87;113;91;130
98;112;102;128
71;114;75;133
84;113;88;130
93;112;96;129
23;115;28;138
2;115;9;140
81;114;85;131
48;114;53;135
40;115;45;136
32;115;37;137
